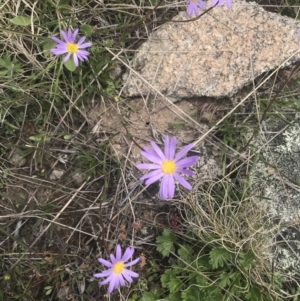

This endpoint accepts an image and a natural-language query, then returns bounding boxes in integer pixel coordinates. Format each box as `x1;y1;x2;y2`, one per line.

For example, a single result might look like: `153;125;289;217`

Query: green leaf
9;16;34;26
195;274;208;286
164;292;182;301
219;271;232;287
156;229;177;257
245;287;262;301
178;244;194;261
80;24;93;37
64;57;76;71
161;269;177;288
209;247;233;269
139;292;158;301
169;277;184;293
238;250;256;270
182;285;205;301
43;40;56;52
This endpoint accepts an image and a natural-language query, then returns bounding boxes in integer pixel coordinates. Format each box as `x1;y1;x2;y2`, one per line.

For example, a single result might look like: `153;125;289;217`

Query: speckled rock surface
123;0;300;99
250;112;300;276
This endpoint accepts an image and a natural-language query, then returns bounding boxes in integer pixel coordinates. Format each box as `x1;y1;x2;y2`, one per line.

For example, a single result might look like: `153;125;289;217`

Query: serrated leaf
238;250;256;270
139;292;158;301
43;40;56;52
182;285;205;301
80;24;92;37
195;274;208;286
168;276;183;293
245;287;262;301
209;247;233;269
177;244;193;261
156;229;177;257
219;271;232;287
9;16;35;26
161;269;177;289
0;57;10;68
64;57;76;71
164;292;182;301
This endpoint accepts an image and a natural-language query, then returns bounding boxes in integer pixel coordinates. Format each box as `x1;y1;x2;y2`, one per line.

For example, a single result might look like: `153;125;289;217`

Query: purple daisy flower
93;245;140;294
136;135;199;200
186;0;206;17
211;0;232;9
50;28;92;67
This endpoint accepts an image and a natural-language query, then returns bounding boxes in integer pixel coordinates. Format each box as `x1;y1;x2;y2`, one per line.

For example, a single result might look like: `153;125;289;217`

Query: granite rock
123;0;300;99
250;112;300;276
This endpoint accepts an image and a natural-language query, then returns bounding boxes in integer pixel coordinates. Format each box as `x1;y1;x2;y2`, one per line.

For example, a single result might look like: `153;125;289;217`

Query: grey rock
123;0;300;99
10;151;26;167
49;169;64;180
250;112;300;276
72;170;84;186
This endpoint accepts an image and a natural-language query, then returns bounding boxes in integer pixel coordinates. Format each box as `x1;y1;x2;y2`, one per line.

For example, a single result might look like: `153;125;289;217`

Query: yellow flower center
191;0;197;2
112;261;124;274
66;43;78;54
161;160;176;174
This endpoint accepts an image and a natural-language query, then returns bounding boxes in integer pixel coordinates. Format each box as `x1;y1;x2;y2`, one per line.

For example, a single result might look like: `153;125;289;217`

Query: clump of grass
127;179;300;300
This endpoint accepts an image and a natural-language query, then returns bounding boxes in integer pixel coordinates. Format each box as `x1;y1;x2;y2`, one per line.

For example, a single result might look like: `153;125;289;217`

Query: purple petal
122;269;139;279
122;247;134;262
136;163;160;170
113;275;121;290
188;3;199;16
77;35;86;45
169;136;177;160
122;270;134;283
115;244;122;261
197;0;206;10
67;28;73;41
141;150;162;164
187;5;192;17
226;0;232;9
94;269;112;278
150;141;166;161
60;30;69;42
110;254;116;263
143;147;158;158
81;41;91;50
144;171;164;186
177;168;195;176
99;273;113;285
78;43;92;49
168;175;175;199
72;28;79;40
211;0;219;6
176;156;199;168
51;36;65;45
173;173;192;190
73;54;79;66
62;53;71;62
98;258;113;267
140;169;163;181
108;275;118;293
78;49;90;55
124;257;140;267
174;143;194;162
159;175;175;200
76;53;88;62
51;48;67;55
118;274;125;286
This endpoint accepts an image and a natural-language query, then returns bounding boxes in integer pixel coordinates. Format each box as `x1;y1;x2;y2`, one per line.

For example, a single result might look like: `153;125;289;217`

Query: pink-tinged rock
123;0;300;99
